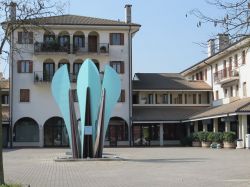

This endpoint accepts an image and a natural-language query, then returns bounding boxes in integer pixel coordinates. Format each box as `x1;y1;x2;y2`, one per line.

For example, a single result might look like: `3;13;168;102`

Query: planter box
192;141;201;147
201;141;211;148
223;141;236;149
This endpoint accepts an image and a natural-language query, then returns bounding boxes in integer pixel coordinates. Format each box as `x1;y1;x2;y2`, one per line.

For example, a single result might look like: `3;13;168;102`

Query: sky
65;0;224;74
0;0;225;77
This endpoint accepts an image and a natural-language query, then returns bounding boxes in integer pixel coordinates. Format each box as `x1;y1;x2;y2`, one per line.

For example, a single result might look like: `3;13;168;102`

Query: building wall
11;26;134;146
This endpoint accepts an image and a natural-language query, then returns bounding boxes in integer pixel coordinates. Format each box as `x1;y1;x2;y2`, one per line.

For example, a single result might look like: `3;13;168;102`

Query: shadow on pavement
124;158;208;163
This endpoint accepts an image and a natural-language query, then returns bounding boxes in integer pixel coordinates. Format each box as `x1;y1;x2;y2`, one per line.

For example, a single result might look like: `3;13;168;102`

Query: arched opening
105;117;128;146
88;31;99;52
92;59;100;71
43;31;56;43
58;58;70;72
13;117;39;142
43;59;55;82
44;117;69;147
73;31;85;53
72;59;83;82
58;31;70;52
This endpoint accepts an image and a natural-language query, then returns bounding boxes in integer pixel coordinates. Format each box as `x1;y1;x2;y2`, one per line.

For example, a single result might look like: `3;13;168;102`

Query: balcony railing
34;71;78;83
73;43;109;54
34;41;109;55
214;67;239;83
34;42;70;53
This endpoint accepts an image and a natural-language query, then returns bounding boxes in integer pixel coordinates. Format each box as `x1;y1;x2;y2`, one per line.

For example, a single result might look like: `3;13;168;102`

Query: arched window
44;117;69;147
106;117;128;146
14;117;39;142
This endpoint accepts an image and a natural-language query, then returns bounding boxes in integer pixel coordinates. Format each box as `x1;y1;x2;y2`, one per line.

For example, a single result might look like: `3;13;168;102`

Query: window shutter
109;33;113;45
120;33;124;45
120;61;124;74
18;32;22;44
20;89;30;102
17;61;21;73
29;61;33;73
29;32;33;44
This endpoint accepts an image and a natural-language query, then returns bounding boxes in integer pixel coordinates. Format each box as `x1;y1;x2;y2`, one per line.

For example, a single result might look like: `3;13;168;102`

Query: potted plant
223;131;236;148
100;46;106;53
208;132;223;148
198;131;211;148
191;132;201;147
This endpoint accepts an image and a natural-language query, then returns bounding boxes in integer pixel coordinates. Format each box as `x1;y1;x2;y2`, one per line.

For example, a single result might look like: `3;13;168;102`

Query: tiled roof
189;97;250;120
133;73;212;90
16;14;141;27
133;106;207;122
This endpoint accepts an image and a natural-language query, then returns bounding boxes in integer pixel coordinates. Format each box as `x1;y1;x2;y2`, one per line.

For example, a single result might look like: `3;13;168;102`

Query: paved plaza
2;147;250;187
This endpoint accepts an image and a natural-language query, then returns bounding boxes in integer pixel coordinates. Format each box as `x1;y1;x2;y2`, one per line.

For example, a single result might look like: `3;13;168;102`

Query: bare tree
189;0;250;42
0;0;66;184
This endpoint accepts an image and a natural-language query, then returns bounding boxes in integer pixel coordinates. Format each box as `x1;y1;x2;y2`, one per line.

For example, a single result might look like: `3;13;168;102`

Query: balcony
34;42;70;54
214;67;239;84
34;71;77;83
73;43;109;55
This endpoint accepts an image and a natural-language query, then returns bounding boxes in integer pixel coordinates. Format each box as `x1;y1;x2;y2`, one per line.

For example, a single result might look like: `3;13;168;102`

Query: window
207;91;210;104
184;94;187;104
18;32;33;44
17;60;33;73
44;35;55;43
73;36;85;48
118;90;125;102
73;63;82;75
215;64;218;72
243;82;247;97
224;89;228;98
196;73;199;80
216;90;219;100
230;86;233;97
192;75;195;80
234;54;238;67
198;94;202;104
43;63;55;81
242;50;246;64
110;33;124;45
110;61;124;74
193;94;197;104
1;94;9;104
199;71;203;80
20;89;30;102
163;94;168;104
148;94;153;104
177;94;182;104
58;35;69;47
170;94;172;104
236;85;239;96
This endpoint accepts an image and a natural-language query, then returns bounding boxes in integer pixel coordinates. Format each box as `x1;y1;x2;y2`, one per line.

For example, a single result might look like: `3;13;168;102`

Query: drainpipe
128;25;139;147
204;61;214;103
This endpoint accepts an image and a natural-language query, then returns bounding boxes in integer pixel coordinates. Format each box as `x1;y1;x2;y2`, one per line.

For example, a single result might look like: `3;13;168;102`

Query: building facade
7;6;140;147
180;35;250;147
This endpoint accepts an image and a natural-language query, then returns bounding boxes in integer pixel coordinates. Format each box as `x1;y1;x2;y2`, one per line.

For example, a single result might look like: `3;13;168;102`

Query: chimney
125;4;132;23
208;39;215;57
218;33;230;51
9;1;17;21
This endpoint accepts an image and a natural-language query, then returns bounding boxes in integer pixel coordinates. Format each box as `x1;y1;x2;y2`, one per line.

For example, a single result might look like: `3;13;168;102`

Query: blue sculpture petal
51;65;72;148
77;59;101;157
102;65;121;137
